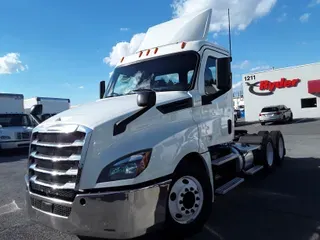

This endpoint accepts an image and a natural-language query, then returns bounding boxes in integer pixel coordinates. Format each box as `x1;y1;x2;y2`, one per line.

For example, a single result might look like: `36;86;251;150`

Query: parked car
259;105;293;125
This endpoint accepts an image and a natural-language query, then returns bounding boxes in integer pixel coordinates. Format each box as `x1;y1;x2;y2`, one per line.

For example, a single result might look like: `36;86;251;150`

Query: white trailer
24;97;70;122
0;93;37;150
25;9;286;239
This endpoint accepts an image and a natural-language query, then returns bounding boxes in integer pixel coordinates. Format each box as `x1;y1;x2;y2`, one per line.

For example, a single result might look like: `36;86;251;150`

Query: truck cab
0;93;37;150
24;97;70;123
25;8;286;240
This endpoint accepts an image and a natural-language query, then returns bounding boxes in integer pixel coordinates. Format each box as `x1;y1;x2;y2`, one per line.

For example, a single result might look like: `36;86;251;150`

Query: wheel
269;131;285;165
254;134;275;172
164;161;212;239
261;122;265;126
289;113;293;122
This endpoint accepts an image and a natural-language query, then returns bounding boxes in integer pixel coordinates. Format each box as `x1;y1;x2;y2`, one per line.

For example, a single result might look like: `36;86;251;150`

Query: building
242;62;320;122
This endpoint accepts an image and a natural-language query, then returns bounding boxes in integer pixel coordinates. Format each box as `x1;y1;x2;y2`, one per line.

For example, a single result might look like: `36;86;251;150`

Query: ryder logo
246;78;300;96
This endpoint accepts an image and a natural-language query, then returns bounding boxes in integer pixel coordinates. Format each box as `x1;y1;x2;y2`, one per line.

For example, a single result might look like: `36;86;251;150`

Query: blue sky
1;0;320;105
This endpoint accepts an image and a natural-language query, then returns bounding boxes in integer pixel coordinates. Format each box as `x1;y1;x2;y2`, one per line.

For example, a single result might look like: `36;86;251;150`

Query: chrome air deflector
27;124;92;212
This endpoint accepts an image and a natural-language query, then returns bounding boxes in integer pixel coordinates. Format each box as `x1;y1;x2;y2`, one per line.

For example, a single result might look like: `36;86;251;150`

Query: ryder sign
246;77;300;96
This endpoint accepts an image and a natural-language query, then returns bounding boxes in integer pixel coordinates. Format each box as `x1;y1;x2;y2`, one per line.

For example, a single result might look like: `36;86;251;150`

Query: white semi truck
24;97;70;123
0;93;38;150
25;9;286;239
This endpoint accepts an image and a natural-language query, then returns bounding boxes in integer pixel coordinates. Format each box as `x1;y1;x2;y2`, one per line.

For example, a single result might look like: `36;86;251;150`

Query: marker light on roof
146;49;151;56
181;42;186;49
120;57;125;63
154;48;158;54
139;51;143;57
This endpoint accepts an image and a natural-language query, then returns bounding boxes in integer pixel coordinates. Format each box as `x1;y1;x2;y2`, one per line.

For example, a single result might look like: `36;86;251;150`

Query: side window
187;70;194;84
204;56;217;95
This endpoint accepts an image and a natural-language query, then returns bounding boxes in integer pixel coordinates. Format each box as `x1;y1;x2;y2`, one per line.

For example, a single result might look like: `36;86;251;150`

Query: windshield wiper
127;88;152;94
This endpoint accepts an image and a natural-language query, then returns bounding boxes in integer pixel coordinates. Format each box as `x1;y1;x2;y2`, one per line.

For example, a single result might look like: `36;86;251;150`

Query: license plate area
41;201;53;212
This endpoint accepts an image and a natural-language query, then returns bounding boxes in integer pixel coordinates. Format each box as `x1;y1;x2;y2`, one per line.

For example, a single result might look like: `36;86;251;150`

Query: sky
1;0;320;106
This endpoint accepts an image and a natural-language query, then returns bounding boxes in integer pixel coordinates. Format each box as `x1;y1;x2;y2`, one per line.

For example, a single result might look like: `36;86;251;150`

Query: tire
269;131;285;165
164;161;212;239
254;134;275;172
289;113;293;122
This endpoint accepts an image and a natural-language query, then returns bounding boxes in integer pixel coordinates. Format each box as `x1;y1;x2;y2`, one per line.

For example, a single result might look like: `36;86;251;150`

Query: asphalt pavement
0;118;320;240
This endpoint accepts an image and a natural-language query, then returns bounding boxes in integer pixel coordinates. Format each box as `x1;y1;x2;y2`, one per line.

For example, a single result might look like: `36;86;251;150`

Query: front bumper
259;115;282;123
0;140;30;149
25;176;171;239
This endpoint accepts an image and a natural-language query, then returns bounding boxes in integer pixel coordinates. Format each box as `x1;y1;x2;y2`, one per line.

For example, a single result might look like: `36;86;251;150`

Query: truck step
215;177;244;195
244;165;264;175
234;144;261;153
211;153;239;166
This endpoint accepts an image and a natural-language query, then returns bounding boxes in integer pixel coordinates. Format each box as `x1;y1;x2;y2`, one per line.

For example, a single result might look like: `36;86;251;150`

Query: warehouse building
242;62;320;122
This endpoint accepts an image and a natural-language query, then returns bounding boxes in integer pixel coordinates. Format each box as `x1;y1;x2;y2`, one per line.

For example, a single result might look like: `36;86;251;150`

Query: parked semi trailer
0;93;38;150
24;97;70;122
25;9;286;239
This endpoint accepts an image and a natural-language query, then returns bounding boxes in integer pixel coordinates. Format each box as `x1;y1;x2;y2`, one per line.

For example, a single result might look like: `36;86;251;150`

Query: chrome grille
30;197;72;217
28;125;89;205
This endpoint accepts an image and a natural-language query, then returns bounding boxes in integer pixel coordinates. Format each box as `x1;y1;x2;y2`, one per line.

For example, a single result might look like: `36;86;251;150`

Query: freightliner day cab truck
25;9;286;239
24;97;70;123
0;93;38;150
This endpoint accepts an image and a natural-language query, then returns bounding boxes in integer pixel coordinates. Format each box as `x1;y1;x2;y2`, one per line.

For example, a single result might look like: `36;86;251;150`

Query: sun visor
137;8;212;52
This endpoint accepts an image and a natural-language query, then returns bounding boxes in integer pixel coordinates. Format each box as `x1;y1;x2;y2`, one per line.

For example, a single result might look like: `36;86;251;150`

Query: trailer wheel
164;161;212;238
269;131;285;165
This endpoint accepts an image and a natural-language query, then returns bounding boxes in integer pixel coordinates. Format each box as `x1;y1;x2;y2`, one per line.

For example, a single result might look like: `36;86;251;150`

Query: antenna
228;8;232;57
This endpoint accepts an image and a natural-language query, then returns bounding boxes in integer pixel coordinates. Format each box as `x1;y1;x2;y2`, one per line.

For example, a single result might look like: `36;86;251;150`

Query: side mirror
100;80;106;99
216;57;232;90
30;104;43;116
137;90;156;107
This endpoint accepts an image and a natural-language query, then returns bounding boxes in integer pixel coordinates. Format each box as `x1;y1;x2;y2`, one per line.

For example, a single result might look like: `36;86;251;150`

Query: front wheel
164;162;212;239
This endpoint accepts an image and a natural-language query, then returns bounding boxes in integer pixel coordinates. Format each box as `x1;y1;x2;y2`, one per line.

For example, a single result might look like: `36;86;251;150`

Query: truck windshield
104;51;199;97
0;114;32;127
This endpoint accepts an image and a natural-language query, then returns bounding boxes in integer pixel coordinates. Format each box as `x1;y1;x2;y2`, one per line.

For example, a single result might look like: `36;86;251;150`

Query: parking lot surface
1;118;320;240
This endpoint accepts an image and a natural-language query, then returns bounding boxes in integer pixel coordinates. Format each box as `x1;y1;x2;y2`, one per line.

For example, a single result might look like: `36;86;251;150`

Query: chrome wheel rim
278;137;284;159
168;176;204;224
266;142;274;167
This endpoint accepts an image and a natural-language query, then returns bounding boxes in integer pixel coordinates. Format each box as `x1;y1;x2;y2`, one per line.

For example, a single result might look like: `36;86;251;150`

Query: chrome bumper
0;140;30;149
25;176;171;239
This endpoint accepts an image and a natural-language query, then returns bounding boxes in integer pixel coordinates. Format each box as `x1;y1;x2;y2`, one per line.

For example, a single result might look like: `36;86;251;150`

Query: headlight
97;150;152;183
0;136;11;140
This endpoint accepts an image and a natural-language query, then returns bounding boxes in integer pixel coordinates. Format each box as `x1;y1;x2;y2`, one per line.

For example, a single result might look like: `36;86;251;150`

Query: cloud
0;53;27;75
250;65;271;71
299;13;311;23
171;0;277;33
277;12;287;22
103;33;146;67
79;86;84;89
232;60;250;69
308;0;320;7
120;28;129;31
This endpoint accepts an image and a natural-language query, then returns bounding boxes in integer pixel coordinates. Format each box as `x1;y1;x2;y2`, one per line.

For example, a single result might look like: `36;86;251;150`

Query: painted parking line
0;200;21;216
204;225;224;240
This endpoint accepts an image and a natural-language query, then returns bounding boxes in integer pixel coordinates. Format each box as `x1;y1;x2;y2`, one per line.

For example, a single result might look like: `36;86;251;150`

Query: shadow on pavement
87;156;320;240
0;148;29;163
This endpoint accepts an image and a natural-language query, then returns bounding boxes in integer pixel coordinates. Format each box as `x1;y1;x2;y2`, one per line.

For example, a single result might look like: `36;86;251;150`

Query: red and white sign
259;78;300;91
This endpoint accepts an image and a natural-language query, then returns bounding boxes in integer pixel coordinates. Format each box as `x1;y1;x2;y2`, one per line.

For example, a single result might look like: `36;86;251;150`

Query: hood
38;91;191;130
